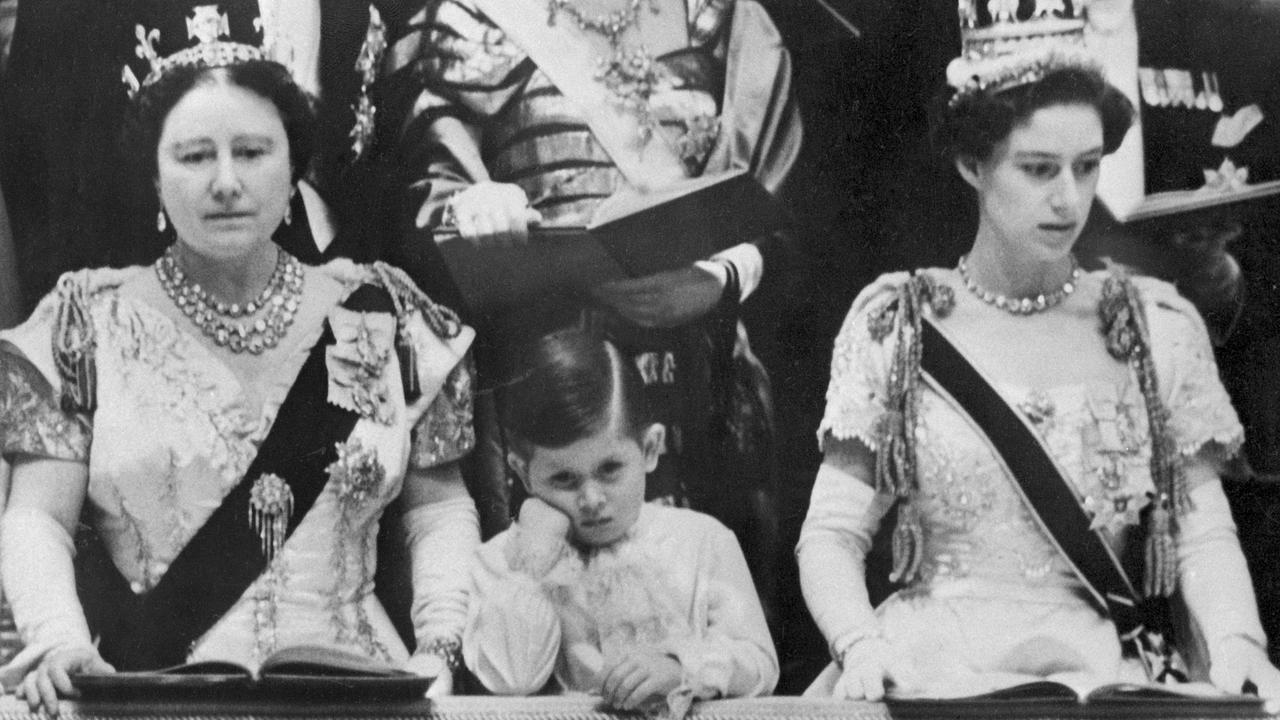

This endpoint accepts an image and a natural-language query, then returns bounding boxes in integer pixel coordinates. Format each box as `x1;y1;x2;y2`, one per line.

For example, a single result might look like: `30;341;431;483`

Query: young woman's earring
157;209;167;233
284;186;296;226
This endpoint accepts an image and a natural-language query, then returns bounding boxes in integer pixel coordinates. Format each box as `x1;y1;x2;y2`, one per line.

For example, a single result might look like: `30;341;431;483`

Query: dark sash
76;286;395;670
918;319;1147;640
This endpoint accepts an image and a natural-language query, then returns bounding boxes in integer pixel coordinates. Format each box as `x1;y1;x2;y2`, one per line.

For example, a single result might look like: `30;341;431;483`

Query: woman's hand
435;182;543;247
832;637;919;701
1209;635;1280;706
592;264;726;328
599;647;684;711
16;644;113;716
403;653;454;698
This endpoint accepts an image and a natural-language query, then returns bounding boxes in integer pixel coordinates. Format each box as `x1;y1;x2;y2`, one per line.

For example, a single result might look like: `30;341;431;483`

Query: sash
75;287;396;670
468;0;687;190
917;319;1149;642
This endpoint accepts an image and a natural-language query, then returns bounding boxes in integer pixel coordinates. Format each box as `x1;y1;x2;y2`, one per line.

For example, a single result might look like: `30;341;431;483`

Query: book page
259;644;405;678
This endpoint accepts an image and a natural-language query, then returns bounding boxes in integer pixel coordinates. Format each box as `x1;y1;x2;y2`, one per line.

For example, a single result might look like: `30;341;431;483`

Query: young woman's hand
832;637;919;701
599;647;683;711
430;181;543;247
592;264;726;328
16;644;113;716
1209;635;1280;708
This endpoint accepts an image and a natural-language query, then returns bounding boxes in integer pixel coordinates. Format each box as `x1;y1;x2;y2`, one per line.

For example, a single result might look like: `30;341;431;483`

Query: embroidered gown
800;270;1263;697
0;261;475;670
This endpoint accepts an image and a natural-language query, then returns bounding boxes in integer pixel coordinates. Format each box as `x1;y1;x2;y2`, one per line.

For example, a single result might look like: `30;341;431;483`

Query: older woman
0;36;477;713
797;23;1280;702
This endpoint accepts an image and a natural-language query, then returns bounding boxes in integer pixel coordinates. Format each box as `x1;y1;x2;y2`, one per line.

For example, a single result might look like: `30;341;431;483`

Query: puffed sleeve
0;350;89;464
817;272;910;451
1137;277;1244;464
658;517;778;701
408;352;475;469
0;280;96;463
462;526;572;695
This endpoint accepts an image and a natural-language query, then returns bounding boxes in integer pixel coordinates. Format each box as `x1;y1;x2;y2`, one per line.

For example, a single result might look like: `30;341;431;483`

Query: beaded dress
0;261;475;670
800;270;1253;697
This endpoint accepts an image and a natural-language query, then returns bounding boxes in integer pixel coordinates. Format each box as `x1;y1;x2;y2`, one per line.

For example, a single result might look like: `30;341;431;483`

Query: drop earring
157;209;167;233
284;202;292;226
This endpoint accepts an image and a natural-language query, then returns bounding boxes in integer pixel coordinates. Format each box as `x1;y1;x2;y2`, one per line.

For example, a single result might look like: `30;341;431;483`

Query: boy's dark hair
500;327;649;457
930;66;1134;164
123;60;317;186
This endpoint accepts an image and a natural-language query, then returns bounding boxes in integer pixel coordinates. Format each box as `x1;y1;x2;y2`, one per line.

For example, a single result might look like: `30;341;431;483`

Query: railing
0;694;1272;720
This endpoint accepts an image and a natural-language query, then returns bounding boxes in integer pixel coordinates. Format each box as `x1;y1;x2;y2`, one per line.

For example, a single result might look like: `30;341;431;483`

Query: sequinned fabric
0;264;475;672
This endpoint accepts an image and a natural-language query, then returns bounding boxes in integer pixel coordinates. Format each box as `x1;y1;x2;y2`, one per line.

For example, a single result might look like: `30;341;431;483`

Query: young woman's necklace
547;0;655;44
156;246;304;354
957;253;1080;315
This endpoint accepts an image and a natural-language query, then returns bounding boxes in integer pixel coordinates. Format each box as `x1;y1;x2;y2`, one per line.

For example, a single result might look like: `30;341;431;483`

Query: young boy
463;328;778;714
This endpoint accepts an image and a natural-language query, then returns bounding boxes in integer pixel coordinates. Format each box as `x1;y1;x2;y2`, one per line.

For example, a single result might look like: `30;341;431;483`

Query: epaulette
865;272;954;586
51;273;98;415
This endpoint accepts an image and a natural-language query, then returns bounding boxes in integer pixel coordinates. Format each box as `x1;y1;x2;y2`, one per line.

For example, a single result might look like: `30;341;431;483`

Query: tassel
397;330;421;403
1144;497;1177;598
889;501;924;584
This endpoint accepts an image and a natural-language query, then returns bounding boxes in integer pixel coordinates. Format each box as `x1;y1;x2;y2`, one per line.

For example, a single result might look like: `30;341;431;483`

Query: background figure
388;0;800;626
0;0;416;316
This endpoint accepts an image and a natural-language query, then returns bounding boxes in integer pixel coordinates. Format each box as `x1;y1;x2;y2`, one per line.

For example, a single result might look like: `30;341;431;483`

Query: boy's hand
599;648;683;711
517;497;573;542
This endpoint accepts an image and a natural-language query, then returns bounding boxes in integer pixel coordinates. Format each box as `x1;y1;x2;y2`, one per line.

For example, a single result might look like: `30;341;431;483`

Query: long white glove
1177;477;1277;696
796;460;905;699
0;506;95;689
402;496;479;695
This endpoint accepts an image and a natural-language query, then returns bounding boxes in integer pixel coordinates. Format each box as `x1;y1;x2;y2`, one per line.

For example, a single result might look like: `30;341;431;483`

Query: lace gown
803;270;1246;696
0;262;475;670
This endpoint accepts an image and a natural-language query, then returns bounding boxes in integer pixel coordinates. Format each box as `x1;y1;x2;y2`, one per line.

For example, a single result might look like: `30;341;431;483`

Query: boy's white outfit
464;504;778;706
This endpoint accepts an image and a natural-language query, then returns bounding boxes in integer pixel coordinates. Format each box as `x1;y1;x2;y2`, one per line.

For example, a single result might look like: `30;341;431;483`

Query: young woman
798;58;1280;700
0;46;477;712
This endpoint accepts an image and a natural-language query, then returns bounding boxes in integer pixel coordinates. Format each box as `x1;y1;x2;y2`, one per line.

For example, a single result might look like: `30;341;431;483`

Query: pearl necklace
156;247;304;354
957;254;1080;315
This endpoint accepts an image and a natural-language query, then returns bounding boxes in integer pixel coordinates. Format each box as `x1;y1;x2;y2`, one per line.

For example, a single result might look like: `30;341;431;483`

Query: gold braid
1099;273;1187;598
866;272;954;584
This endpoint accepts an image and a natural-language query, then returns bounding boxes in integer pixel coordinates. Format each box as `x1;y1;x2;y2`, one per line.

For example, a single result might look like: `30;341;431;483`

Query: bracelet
421;636;463;673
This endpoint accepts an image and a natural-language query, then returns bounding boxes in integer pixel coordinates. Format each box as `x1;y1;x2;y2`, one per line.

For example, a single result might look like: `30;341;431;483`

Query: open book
70;644;431;702
886;680;1265;719
433;170;783;314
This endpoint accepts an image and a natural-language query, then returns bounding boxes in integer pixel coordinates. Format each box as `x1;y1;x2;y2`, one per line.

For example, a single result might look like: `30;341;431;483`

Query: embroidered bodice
820;270;1243;596
0;263;475;667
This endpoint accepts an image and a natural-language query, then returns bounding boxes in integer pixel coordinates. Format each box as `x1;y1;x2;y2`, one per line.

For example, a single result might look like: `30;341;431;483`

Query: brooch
327;439;386;511
249;473;294;564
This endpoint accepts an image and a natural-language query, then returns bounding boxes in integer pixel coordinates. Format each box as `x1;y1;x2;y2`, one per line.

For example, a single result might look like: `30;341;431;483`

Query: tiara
121;4;277;99
946;0;1100;104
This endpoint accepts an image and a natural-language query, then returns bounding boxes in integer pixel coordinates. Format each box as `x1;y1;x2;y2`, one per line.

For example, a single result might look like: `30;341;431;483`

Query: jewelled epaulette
367;262;464;402
52;274;98;415
1098;272;1188;599
865;272;954;585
